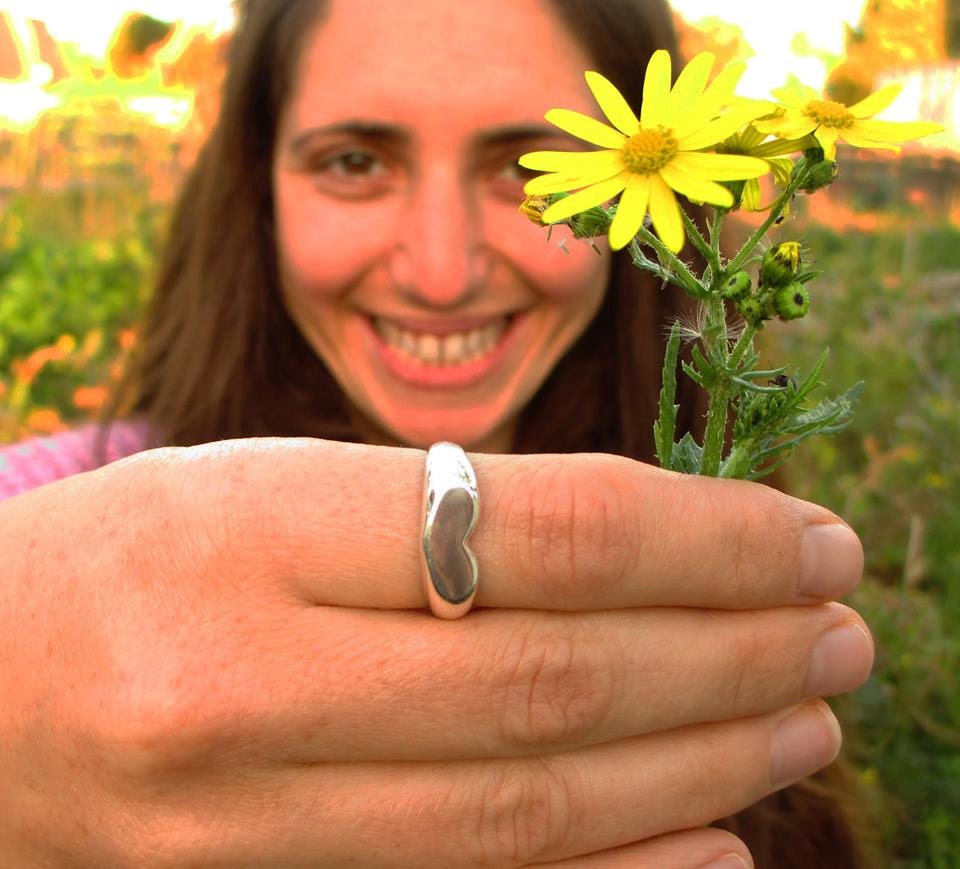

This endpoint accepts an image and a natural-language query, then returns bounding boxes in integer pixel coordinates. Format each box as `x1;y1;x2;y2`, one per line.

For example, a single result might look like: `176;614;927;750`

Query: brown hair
105;1;869;864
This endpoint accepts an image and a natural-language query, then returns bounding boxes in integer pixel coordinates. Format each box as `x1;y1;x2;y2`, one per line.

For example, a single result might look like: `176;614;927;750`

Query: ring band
421;442;479;619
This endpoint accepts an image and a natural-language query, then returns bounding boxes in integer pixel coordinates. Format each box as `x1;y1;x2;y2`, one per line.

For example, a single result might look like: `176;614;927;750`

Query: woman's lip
365;312;524;389
366;313;516;336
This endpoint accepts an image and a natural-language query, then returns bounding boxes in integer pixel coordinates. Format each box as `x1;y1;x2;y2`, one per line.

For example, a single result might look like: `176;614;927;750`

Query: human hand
0;439;871;867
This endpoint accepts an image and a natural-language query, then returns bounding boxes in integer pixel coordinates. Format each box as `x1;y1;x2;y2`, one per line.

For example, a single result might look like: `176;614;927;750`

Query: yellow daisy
716;123;809;211
519;50;771;252
754;83;943;160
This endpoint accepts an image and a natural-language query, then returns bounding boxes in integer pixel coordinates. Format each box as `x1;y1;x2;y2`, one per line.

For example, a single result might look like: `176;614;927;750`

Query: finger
109;700;837;867
535;828;753;868
133;439;863;610
163;601;870;764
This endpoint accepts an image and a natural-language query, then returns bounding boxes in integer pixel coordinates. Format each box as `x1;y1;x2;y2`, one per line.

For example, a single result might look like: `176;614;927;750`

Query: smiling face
272;0;610;452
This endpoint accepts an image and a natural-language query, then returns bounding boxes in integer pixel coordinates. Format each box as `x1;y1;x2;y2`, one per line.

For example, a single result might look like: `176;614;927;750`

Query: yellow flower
519;51;771;252
716;122;808;211
754;83;943;160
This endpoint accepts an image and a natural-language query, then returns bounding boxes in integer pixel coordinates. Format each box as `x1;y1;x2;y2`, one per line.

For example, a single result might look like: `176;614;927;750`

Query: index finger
147;439;863;610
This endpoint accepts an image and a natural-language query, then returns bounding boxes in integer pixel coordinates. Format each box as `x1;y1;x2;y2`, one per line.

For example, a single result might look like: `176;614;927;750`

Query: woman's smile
365;311;522;388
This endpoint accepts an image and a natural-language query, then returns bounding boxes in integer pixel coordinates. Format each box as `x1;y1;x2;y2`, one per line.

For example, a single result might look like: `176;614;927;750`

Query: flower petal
849;118;944;143
648;174;685;253
769;156;795;185
837;131;901;153
659;162;734;207
608;176;651;250
524;168;619;196
679;102;777;150
754;114;817;140
770;83;821;108
751;134;813;158
848;83;902;119
675;60;746;136
585;70;640;137
813;127;841;160
741;178;762;211
544;108;628;148
670;151;769;181
539;173;629;223
663;52;714;128
641;49;672;128
519;149;624;175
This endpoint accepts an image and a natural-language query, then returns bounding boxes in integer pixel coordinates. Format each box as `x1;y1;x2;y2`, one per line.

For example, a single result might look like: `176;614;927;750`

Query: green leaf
653;322;681;469
745;381;864;471
731;374;790;394
670;432;704;474
782;381;864;436
690;344;719;389
681;359;706;388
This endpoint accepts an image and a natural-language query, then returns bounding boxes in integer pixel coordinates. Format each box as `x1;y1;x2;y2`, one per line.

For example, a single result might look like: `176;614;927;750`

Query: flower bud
720;270;752;301
773;282;811;320
736;297;768;328
519;195;549;226
760;241;801;288
800;159;838;193
569;203;614;240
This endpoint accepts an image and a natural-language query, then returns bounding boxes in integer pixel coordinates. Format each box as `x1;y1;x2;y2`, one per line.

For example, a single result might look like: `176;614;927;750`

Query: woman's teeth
375;318;508;366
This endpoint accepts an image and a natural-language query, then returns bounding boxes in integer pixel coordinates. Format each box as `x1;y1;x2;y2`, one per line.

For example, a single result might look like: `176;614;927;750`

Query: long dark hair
104;1;871;865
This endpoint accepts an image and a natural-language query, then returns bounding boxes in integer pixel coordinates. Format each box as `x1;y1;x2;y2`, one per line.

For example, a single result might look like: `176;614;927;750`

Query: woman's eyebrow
288;121;412;155
472;123;571;150
285;121;580;159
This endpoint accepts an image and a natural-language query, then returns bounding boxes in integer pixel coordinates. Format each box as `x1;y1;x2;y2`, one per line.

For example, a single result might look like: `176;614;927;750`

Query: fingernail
699;854;750;869
803;622;874;696
769;701;842;789
700;854;750;869
798;524;863;599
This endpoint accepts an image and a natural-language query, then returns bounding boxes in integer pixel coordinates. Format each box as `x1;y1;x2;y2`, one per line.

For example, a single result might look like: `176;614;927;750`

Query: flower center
621;126;678;174
803;99;854;129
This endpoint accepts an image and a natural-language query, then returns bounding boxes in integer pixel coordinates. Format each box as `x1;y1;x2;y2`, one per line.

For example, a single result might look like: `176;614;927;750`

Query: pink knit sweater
0;421;153;501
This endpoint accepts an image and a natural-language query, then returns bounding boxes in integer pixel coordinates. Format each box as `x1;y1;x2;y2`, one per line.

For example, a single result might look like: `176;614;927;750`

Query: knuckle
497;621;614;750
470;758;575;866
136;443;268;585
500;456;636;600
90;670;233;794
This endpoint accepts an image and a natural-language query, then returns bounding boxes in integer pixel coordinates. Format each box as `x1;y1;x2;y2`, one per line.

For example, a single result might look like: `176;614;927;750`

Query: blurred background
0;1;957;864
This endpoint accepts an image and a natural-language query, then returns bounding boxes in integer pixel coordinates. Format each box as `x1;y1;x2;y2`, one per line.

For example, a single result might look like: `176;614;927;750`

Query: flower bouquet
520;50;941;479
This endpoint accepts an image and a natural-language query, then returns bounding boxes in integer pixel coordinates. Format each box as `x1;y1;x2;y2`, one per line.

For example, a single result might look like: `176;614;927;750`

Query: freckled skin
272;0;611;453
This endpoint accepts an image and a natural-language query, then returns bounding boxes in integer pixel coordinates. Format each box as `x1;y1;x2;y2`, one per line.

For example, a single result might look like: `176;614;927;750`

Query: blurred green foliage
773;221;960;867
0;192;157;433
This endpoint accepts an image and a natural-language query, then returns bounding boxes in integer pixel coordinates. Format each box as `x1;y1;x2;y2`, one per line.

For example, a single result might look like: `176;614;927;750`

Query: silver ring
421;442;479;619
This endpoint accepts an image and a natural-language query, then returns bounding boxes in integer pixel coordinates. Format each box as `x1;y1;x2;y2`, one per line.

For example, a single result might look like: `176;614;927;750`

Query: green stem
701;378;730;477
725;159;812;276
678;208;715;273
699;295;730;476
728;324;757;372
708;209;724;268
629;228;708;299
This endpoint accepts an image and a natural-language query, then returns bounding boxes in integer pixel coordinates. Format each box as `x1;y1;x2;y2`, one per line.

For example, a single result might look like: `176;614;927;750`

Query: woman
0;0;874;865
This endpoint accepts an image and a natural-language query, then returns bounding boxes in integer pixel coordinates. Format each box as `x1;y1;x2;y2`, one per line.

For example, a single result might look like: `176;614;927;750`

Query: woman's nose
387;168;490;308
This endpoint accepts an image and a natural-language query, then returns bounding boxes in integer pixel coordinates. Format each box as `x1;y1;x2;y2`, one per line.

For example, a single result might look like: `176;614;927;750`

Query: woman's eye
306;149;394;198
495;159;538;184
323;151;385;177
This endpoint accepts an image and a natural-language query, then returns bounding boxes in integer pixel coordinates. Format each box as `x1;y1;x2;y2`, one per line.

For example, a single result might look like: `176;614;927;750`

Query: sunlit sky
4;0;868;98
